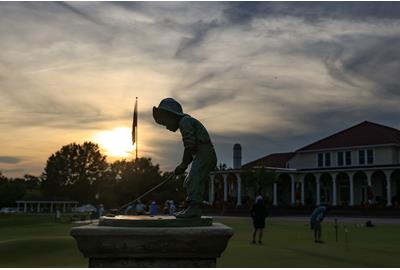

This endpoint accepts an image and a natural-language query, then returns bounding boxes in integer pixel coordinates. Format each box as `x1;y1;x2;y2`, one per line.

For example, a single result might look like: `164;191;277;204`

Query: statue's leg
176;148;216;218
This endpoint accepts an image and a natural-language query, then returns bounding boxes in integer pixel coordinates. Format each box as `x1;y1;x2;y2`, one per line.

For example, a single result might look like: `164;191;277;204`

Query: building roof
242;152;295;169
296;121;400;152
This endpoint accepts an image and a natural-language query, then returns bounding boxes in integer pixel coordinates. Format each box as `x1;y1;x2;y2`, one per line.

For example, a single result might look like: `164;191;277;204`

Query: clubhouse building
208;121;400;208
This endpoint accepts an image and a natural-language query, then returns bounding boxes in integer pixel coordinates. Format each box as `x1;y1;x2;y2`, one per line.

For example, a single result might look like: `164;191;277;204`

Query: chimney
233;144;242;169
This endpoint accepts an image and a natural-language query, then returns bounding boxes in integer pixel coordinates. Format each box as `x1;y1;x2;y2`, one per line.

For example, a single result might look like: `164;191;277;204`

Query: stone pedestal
70;216;233;268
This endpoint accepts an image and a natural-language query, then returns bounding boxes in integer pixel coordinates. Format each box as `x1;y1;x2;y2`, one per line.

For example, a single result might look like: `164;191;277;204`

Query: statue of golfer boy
153;98;217;218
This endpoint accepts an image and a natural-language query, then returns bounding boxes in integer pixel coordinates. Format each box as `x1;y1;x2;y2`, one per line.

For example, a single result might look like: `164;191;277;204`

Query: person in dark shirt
250;196;269;244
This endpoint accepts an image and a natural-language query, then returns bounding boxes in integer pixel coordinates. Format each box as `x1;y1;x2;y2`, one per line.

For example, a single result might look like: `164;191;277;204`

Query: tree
42;142;109;203
0;174;26;207
241;167;277;201
102;158;186;209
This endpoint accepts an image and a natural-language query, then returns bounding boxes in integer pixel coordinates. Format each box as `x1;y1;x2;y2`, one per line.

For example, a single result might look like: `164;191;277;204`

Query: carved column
348;172;355;206
290;175;295;205
223;174;228;202
236;174;242;206
300;175;305;205
316;174;321;206
331;173;337;206
273;182;278;206
384;170;392;206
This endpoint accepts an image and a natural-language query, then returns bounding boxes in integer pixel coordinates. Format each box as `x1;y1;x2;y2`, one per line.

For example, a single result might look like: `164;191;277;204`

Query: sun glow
93;127;135;158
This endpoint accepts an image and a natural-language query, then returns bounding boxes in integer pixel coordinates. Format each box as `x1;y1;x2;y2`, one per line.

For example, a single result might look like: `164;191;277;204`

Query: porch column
63;203;66;213
24;202;27;213
331;173;337;206
300;175;305;205
273;182;278;206
236;173;242;206
210;175;215;204
50;202;53;213
365;171;373;204
290;174;295;205
384;170;392;206
16;202;19;212
316;174;321;205
37;202;40;213
223;174;228;202
349;172;354;206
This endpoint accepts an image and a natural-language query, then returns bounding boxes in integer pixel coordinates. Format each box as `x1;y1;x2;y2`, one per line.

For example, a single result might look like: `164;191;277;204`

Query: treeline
0;142;186;208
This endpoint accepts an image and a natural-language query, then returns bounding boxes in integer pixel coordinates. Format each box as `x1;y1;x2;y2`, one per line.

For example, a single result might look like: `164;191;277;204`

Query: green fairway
0;214;399;267
216;217;400;267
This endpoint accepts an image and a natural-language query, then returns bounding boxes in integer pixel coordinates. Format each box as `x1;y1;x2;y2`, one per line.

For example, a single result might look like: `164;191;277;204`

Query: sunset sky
1;2;400;177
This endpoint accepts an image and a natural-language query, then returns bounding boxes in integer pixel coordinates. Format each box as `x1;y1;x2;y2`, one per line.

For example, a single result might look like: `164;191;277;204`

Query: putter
106;174;176;217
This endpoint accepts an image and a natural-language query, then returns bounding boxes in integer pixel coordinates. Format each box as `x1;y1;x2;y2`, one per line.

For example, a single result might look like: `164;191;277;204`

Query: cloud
2;2;400;176
0;156;22;164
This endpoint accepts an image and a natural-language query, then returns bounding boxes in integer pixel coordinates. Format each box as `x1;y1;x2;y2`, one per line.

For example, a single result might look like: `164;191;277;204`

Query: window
337;152;344;166
359;150;365;165
318;153;323;167
367;149;373;164
325;153;331;167
345;151;352;165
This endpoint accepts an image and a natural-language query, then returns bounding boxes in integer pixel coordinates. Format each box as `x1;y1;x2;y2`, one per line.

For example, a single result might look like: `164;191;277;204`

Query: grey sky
1;2;400;177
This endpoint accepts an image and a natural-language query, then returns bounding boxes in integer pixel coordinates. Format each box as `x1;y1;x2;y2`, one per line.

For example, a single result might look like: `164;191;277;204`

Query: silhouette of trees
0;174;25;207
1;142;188;209
42;142;108;203
103;158;185;208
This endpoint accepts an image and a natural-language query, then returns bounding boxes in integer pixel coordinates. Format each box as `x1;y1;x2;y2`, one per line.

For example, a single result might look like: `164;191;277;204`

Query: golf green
0;214;399;267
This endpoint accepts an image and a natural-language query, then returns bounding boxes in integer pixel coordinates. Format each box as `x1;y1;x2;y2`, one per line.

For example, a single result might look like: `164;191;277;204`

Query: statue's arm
179;117;196;168
182;147;195;167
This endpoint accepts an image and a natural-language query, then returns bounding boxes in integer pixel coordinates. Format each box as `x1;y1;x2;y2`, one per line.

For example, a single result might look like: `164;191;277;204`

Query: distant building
208;121;400;207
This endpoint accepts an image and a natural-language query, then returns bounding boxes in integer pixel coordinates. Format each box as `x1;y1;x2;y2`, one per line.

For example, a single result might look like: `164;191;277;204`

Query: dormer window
337;152;344;166
318;153;323;167
317;152;331;167
359;150;365;165
358;149;374;165
345;151;352;165
367;149;374;164
324;153;331;167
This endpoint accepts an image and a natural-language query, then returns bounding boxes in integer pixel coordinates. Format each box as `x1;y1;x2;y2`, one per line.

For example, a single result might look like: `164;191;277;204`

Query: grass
0;214;399;267
215;217;400;267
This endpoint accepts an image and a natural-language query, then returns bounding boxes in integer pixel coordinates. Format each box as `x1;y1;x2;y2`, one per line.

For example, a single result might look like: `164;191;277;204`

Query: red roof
297;121;400;152
242;152;295;169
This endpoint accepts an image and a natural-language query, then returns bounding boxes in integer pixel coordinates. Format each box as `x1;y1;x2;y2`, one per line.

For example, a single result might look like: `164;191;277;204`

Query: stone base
99;215;213;227
89;258;215;268
70;222;233;268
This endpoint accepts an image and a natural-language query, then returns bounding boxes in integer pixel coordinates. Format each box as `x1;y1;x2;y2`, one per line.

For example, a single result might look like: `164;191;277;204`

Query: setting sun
93;127;134;158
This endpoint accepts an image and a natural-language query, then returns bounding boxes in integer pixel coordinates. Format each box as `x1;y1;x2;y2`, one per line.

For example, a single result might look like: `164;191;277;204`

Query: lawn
0;214;399;267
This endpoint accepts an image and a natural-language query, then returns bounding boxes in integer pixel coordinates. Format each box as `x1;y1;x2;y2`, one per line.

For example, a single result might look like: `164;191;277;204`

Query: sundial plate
99;215;213;227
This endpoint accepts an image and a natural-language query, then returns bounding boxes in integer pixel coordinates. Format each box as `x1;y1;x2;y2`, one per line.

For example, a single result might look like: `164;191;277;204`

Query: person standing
150;201;158;216
310;205;327;243
169;200;177;216
250;197;269;244
136;200;145;215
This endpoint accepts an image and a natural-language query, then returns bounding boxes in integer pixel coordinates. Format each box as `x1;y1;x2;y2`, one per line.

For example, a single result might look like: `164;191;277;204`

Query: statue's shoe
175;207;201;218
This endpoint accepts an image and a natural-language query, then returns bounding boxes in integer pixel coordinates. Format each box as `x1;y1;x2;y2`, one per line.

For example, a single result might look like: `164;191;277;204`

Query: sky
1;2;400;178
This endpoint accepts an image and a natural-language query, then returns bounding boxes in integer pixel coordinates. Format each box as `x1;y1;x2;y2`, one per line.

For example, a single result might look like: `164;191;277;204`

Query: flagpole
135;97;139;161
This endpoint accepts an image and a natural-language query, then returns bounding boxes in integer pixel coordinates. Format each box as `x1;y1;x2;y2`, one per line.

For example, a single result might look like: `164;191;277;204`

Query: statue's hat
153;98;185;124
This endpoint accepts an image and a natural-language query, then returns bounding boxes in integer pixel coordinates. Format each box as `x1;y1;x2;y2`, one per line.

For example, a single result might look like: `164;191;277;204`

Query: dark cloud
222;2;400;25
175;20;219;60
55;2;104;26
0;156;22;164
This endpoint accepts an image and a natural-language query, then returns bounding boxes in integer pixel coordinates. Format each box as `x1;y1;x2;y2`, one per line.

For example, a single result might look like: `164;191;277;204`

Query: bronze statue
153;98;217;218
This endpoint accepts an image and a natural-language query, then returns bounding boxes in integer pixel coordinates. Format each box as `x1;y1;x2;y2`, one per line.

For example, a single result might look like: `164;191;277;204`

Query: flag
132;97;138;146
